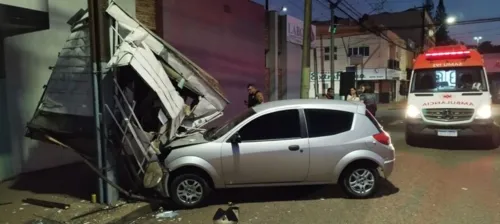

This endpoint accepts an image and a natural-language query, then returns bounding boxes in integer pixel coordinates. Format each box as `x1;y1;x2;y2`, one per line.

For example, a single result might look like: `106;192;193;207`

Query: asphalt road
137;108;500;224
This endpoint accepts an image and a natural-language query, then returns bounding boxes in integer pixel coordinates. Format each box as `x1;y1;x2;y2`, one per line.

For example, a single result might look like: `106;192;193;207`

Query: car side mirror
230;133;242;144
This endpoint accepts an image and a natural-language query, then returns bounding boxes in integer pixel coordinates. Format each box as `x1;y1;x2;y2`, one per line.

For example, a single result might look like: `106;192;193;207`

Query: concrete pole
88;0;118;205
300;0;312;99
330;2;336;98
313;47;319;98
319;35;326;95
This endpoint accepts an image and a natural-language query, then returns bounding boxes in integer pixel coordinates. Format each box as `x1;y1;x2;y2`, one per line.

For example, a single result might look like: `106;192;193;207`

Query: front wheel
483;127;500;149
405;132;419;147
169;173;211;208
340;166;380;199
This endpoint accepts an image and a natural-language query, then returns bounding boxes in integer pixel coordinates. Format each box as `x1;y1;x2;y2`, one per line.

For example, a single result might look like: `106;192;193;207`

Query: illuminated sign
422;101;473;107
432;62;463;67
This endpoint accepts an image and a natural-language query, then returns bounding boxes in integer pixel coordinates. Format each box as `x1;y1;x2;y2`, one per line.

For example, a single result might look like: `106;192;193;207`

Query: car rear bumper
406;118;495;137
382;159;395;178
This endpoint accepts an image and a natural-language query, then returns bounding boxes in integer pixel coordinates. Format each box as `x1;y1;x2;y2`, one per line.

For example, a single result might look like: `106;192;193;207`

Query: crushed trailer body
25;2;229;197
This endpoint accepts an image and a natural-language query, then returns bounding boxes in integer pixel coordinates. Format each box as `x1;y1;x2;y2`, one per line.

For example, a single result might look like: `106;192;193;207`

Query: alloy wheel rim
176;179;203;204
348;169;375;195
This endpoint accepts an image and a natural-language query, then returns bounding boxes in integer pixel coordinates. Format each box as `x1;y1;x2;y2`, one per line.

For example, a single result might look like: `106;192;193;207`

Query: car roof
252;99;364;113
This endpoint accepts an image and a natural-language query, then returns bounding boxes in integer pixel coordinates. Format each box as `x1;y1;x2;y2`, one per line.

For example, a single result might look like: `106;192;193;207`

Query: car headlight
476;104;492;119
406;105;421;118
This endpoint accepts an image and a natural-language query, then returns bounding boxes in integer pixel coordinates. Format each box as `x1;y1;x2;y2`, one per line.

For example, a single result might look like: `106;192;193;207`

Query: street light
428;16;457;37
281;6;287;12
474;36;482;45
446;16;457;24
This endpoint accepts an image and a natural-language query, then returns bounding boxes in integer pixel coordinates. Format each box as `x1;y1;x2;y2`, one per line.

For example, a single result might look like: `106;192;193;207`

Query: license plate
437;130;458;137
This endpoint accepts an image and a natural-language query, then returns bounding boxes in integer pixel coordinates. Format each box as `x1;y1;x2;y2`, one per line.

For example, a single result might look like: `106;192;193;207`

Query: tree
477;41;500;53
434;0;452;45
425;0;435;18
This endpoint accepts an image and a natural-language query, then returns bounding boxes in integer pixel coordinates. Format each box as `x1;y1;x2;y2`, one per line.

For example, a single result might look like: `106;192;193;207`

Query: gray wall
285;42;302;99
1;0;135;181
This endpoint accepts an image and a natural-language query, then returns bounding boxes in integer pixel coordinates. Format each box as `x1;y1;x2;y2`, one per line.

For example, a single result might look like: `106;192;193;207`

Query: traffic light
329;16;339;34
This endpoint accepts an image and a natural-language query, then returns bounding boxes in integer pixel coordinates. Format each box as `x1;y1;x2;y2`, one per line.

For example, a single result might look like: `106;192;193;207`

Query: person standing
346;87;360;101
244;84;264;108
324;88;334;99
360;85;377;116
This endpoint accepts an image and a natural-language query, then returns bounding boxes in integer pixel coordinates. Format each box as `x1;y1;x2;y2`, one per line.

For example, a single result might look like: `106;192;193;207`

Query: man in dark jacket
244;84;264;108
360;85;377;116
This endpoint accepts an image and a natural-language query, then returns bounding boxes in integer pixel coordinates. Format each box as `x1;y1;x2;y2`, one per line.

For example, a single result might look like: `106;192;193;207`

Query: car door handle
288;145;300;151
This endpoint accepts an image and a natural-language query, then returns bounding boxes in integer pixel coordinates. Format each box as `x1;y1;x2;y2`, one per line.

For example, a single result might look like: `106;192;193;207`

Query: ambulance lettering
422;101;473;107
432;62;463;67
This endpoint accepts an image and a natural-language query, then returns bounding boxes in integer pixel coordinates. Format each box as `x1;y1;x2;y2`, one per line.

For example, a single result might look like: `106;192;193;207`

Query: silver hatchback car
161;99;395;208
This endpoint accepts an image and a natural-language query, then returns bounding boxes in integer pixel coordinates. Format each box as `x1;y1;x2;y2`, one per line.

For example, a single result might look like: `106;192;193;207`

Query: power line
322;0;413;51
450;27;500;37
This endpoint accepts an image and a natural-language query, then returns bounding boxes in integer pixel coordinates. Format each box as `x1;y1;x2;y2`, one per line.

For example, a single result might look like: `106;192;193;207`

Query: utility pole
313;47;319;98
329;2;336;99
421;3;426;52
319;35;326;95
300;0;312;98
88;0;118;204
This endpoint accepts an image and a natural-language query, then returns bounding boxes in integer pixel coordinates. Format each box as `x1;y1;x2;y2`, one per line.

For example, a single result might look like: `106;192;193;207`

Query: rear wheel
340;165;380;199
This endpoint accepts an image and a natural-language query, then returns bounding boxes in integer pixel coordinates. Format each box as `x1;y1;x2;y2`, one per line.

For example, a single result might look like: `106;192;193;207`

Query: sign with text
310;72;341;81
286;16;317;46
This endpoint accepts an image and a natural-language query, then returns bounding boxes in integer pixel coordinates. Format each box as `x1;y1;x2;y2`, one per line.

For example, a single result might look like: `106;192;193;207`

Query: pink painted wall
157;0;266;121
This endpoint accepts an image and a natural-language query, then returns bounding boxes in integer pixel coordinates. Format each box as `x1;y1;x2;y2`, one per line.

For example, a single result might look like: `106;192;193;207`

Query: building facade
0;0;136;181
0;0;266;181
309;29;411;102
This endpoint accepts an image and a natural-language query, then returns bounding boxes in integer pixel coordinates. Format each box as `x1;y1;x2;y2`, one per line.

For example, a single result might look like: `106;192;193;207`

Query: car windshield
410;66;488;93
204;108;256;140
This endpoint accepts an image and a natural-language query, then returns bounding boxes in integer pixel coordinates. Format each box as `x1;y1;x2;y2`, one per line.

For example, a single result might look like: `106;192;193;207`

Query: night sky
252;0;500;45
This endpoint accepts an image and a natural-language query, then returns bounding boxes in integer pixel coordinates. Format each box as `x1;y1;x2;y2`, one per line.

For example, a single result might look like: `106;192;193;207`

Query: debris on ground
0;202;12;206
155;210;179;219
213;202;240;224
22;198;70;210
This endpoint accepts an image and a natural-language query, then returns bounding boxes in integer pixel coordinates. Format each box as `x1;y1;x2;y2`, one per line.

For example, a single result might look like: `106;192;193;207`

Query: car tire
169;173;211;209
340;166;380;199
483;127;500;149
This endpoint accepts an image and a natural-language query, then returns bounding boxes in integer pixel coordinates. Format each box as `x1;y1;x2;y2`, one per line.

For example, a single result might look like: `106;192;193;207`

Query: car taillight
373;132;391;145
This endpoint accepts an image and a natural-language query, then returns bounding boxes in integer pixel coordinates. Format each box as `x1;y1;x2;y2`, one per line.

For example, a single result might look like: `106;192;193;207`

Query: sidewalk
0;163;154;224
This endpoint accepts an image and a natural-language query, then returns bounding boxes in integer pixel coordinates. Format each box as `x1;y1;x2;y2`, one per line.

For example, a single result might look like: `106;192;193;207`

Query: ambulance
405;45;499;147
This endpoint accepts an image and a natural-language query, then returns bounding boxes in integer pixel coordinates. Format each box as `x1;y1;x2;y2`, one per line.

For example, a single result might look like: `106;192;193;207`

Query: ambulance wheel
483;127;500;149
405;132;419;147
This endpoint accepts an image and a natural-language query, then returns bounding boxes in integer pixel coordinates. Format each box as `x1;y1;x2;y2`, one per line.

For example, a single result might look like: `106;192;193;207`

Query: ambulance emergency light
424;45;471;60
425;50;471;60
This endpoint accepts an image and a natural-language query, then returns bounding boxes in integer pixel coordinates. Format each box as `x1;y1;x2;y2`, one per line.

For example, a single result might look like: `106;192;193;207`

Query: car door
303;108;357;182
220;109;310;185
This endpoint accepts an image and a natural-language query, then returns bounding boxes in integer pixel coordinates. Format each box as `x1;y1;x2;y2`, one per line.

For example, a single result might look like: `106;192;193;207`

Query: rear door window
304;109;354;138
365;110;382;132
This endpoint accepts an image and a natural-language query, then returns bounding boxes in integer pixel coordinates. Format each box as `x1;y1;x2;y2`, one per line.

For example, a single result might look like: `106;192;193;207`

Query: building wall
136;0;155;31
285;42;302;99
312;31;408;76
310;31;410;101
1;0;48;12
0;0;135;181
157;0;265;121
